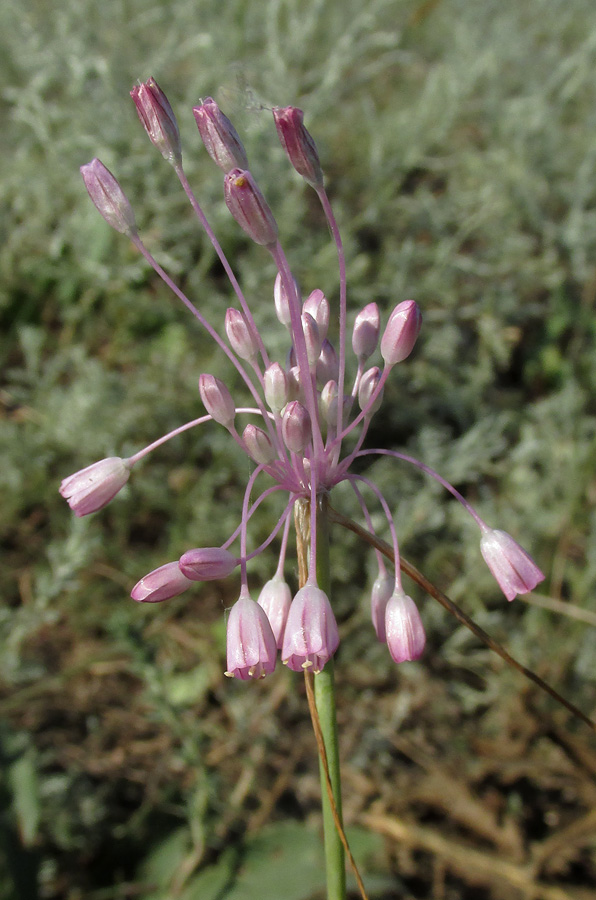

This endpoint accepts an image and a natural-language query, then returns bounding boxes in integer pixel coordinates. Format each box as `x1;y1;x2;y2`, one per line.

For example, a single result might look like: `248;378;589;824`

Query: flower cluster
61;79;545;680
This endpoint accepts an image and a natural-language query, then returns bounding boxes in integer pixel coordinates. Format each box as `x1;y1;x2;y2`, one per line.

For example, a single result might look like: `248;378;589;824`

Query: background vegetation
1;0;596;897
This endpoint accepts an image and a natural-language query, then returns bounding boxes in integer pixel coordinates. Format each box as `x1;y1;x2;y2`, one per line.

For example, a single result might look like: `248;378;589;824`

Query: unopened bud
225;308;258;361
258;577;292;648
131;561;192;603
385;590;426;664
193;98;249;172
179;547;238;581
282;400;311;453
264;362;289;413
60;456;131;517
316;339;339;387
320;380;339;427
286;365;305;403
130;78;181;165
302;312;321;370
370;571;393;642
224;169;278;247
380;300;422;367
352;302;380;362
199;374;236;428
243;423;277;465
274;272;300;327
303;289;329;342
80;159;137;236
272;106;323;188
358;366;384;416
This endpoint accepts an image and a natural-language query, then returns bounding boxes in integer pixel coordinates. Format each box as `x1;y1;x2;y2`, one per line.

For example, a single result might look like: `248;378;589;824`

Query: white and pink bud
480;529;545;601
274;271;300;328
60;457;131;517
224;169;278;247
320;380;339;428
301;311;322;370
243;424;277;465
192;97;249;172
303;289;330;342
80;159;137;236
282;584;339;673
225;308;258;361
380;300;422;367
385;589;426;664
130;78;181;165
179;547;238;581
257;577;292;649
358;366;384;416
316;339;339;387
286;366;305;403
225;591;278;680
352;302;380;363
264;362;289;413
282;401;311;454
370;571;394;642
199;374;236;428
272;106;323;188
131;561;193;603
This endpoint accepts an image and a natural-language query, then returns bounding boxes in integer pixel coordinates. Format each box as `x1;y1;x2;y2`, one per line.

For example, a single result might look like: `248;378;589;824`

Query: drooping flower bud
316;339;339;387
131;561;193;603
225;591;278;680
264;362;289;413
225;308;258;361
282;584;339;672
352;302;380;363
282;401;311;454
257;577;292;648
224;169;278;247
480;529;545;601
243;424;277;465
179;547;238;581
301;311;322;371
60;457;131;517
370;571;393;642
80;159;137;236
130;78;181;166
193;97;249;172
303;289;329;342
380;300;422;367
358;366;384;416
272;106;323;188
199;374;236;428
385;589;426;663
274;271;300;328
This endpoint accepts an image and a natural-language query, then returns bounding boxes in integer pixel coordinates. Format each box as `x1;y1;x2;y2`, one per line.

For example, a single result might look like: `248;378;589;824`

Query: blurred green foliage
2;0;596;897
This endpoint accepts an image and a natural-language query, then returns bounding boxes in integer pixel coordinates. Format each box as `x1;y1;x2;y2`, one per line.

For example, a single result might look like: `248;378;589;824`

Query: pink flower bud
193;97;249;172
225;592;278;680
282;584;339;673
199;374;236;428
243;424;276;465
352;302;380;362
264;362;289;413
320;380;339;427
179;547;238;581
225;308;258;361
130;78;181;165
286;366;305;403
60;457;131;517
272;106;323;187
316;339;339;387
224;169;278;247
358;366;384;415
282;401;311;453
274;271;300;327
480;529;545;601
80;159;137;236
131;561;193;603
380;300;422;367
303;289;329;342
370;571;393;642
301;311;322;370
258;577;292;648
385;590;426;663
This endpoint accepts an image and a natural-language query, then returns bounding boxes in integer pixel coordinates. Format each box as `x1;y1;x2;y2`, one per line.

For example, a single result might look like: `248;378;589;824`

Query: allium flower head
62;80;545;680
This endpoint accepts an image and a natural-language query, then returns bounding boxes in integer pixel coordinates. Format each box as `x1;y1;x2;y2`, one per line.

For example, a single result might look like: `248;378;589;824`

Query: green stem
314;498;346;900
